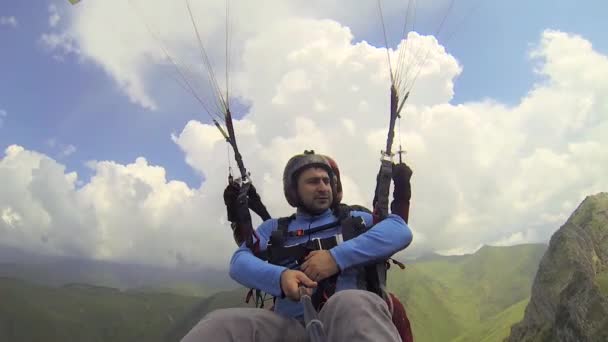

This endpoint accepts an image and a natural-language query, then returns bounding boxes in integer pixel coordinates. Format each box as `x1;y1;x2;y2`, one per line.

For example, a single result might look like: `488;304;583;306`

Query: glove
223;181;241;223
390;162;413;223
246;184;271;221
372;160;393;221
224;180;271;247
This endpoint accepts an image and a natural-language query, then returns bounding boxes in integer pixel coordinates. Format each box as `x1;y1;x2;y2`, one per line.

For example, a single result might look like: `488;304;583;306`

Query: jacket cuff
271;267;288;297
329;247;348;272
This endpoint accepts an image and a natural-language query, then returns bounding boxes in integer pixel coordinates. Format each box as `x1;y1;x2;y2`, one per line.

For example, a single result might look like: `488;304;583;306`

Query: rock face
506;193;608;342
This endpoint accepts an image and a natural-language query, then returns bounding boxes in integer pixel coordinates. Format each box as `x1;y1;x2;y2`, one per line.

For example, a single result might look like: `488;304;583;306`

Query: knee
200;308;257;329
326;289;388;312
204;308;245;322
330;289;383;304
180;308;251;342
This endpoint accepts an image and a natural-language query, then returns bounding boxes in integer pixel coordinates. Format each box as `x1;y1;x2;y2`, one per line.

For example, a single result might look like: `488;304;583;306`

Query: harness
244;205;412;342
264;205;387;310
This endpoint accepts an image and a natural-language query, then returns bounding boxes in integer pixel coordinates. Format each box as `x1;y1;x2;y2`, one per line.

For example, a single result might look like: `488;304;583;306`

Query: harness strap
277;215;294;236
268;236;339;268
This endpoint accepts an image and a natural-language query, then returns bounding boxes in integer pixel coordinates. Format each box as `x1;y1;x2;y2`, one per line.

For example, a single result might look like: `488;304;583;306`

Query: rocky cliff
506;192;608;342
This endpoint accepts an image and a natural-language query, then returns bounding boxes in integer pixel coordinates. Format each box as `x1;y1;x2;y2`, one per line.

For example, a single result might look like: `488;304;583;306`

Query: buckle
312;238;323;250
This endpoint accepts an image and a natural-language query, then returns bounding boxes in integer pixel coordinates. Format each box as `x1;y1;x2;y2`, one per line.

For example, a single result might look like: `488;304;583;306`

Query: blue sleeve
330;212;413;271
229;219;287;297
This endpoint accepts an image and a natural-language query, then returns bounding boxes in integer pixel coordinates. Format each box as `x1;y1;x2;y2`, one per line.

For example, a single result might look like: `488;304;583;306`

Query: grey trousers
180;289;401;342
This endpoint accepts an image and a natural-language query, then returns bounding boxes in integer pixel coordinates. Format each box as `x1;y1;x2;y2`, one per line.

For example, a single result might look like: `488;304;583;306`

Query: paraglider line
377;0;394;85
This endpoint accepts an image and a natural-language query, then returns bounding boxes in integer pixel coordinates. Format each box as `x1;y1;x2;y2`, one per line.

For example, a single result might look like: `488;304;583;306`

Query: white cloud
46;139;77;159
49;4;61;27
10;0;608;263
46;0;461;110
436;244;483;256
0;145;235;268
60;145;77;158
490;231;534;247
0;16;18;28
1;207;22;228
40;32;80;57
175;28;608;258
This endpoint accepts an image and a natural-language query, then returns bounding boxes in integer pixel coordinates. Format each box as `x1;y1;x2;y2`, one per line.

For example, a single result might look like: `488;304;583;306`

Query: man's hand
300;250;339;282
391;162;412;223
223;182;241;223
280;270;317;301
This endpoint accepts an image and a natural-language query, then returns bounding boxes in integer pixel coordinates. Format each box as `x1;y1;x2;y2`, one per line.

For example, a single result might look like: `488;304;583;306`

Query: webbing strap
277;215;295;236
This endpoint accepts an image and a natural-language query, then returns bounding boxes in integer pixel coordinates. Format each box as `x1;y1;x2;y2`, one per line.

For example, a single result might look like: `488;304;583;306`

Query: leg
319;289;401;342
180;308;307;342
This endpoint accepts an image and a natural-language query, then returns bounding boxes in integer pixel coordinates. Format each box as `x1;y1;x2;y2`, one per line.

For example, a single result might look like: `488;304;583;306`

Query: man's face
296;167;333;214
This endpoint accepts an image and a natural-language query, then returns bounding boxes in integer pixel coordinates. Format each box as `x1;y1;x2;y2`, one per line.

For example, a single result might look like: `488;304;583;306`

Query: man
182;151;413;342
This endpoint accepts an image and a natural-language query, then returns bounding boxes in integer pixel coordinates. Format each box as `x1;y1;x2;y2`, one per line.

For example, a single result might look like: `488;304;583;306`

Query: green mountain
507;192;608;341
0;243;545;342
0;246;235;297
0;277;198;342
388;243;546;342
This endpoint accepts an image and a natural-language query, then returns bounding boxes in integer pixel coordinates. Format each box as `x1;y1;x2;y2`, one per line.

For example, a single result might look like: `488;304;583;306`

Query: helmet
321;155;343;206
283;150;336;207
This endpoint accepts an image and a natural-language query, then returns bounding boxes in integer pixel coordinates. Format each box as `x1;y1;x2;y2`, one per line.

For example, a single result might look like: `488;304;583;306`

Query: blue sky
1;1;203;187
447;0;606;105
354;0;607;105
1;0;605;189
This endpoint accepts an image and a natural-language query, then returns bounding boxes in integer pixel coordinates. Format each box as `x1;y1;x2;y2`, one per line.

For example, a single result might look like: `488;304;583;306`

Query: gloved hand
223;181;241;223
391;162;412;223
247;185;271;221
224;180;271;247
372;160;393;220
231;222;244;246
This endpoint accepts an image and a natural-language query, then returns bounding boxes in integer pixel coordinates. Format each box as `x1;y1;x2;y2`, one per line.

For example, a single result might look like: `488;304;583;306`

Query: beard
301;197;332;215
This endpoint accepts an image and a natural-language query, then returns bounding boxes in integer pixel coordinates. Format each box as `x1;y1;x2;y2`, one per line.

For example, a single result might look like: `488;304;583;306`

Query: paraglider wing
68;0;81;4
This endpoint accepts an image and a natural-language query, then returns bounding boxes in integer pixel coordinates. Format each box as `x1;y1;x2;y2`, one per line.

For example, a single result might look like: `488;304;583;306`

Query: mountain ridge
507;192;608;342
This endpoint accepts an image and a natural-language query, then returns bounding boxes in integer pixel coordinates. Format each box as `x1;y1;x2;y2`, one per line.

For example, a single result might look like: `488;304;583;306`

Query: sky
0;0;607;269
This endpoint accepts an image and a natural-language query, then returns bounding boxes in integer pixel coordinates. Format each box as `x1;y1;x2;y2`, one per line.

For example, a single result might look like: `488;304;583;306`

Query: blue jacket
229;208;412;319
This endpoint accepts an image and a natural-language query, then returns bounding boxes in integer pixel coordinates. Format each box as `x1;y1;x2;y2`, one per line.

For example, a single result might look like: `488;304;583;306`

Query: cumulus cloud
174;27;608;258
0;145;235;268
0;16;18;28
39;2;79;61
8;0;607;265
44;0;460;110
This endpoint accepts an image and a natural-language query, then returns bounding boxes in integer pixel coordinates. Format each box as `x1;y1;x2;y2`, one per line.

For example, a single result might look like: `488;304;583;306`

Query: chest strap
267;215;365;265
267;236;338;268
266;213;367;311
